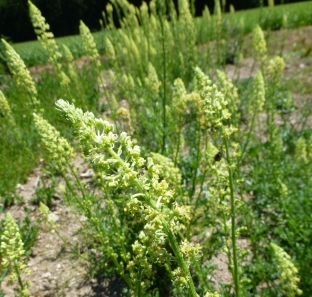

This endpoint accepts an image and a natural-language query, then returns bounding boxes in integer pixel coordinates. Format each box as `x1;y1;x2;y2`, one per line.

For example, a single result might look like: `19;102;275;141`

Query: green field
3;1;312;67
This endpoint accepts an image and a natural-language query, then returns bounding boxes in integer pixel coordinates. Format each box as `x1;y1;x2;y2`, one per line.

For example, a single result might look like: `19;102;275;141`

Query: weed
1;0;311;296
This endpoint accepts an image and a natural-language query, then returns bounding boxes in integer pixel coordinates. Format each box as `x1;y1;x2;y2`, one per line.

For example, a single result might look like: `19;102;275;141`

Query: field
0;0;312;296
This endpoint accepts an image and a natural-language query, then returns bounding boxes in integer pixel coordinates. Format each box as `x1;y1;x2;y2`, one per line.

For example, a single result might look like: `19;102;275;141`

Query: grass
1;1;311;68
221;1;312;31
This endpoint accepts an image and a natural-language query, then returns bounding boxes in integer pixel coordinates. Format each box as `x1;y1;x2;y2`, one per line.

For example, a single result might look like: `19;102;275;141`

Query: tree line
0;0;307;43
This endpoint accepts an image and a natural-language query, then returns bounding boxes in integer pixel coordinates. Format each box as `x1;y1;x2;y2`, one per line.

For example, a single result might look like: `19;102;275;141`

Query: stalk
189;135;208;230
174;126;182;167
13;261;24;293
62;165;133;288
190;119;202;199
164;224;198;297
224;139;240;297
136;259;144;297
158;4;167;154
239;111;256;164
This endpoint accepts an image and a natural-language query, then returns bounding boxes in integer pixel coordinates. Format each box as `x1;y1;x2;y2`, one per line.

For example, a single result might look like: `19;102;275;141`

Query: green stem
159;11;167;154
174;125;182;167
136;262;143;297
190;120;202;199
62;169;133;289
239;111;256;164
13;261;24;293
190;134;208;226
189;168;207;230
164;224;198;297
224;139;240;297
69;165;87;199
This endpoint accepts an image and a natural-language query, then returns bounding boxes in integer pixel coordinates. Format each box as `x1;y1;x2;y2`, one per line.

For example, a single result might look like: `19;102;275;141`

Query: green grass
2;32;107;68
225;1;312;31
196;1;312;44
2;1;311;68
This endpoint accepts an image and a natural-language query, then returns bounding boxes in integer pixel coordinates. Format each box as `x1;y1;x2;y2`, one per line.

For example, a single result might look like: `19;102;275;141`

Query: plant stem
239;111;256;164
174;126;182;167
62;169;133;289
136;261;143;297
159;8;167;155
13;261;24;293
224;139;240;297
190;120;202;199
164;224;198;297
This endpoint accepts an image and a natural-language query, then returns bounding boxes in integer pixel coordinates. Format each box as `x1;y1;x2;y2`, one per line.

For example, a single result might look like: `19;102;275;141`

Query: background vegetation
0;0;311;42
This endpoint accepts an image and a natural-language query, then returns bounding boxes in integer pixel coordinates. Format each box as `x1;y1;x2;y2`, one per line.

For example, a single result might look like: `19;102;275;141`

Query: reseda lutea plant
0;213;31;297
30;61;249;296
2;0;310;295
43;66;244;296
53;98;203;296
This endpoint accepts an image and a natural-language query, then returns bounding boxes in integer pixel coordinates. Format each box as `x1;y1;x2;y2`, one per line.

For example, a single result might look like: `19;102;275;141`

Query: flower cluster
79;21;101;68
294;137;307;163
252;25;267;64
1;39;39;110
150;152;182;187
271;243;302;297
217;70;240;124
203;5;210;19
62;45;78;82
249;71;266;114
105;3;114;29
55;99;199;294
178;0;197;69
144;62;161;97
33;113;75;172
28;1;61;64
307;138;312;159
104;37;116;62
0;213;30;296
194;66;230;129
0;90;15;126
28;1;50;35
28;1;70;89
116;107;133;135
172;78;187;116
39;202;59;230
267;56;285;77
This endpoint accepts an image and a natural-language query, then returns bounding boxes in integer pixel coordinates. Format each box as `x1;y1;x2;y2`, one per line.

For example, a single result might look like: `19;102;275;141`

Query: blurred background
0;0;310;43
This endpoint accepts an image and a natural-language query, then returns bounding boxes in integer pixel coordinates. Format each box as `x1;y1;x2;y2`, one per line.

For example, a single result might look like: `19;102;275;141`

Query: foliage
0;0;311;296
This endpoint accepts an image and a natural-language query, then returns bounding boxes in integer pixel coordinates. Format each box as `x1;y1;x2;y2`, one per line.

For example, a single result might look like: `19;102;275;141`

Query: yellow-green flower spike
79;20;101;68
271;243;302;297
294;137;307;163
33;113;75;172
1;39;40;110
267;56;285;76
252;25;267;63
0;90;15;126
0;213;30;296
249;71;266;114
